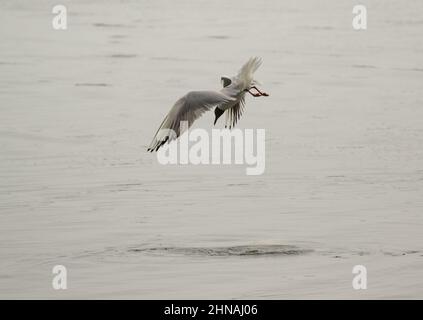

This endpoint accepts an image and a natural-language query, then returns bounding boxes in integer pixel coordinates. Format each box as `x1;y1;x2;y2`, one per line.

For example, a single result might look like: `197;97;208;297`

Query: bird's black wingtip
148;137;169;153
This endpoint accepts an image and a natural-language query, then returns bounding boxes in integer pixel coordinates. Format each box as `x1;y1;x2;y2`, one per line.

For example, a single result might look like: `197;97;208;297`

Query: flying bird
147;57;268;152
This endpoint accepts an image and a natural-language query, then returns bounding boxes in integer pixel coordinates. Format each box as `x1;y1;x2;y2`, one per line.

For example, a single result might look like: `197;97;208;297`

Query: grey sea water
0;0;423;298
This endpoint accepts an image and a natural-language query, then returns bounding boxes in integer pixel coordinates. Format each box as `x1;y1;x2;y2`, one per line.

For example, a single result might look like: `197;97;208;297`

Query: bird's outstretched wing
220;74;246;129
224;95;246;129
148;90;235;152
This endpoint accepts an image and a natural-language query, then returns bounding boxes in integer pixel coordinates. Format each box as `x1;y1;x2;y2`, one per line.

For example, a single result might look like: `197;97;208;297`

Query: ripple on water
127;244;312;257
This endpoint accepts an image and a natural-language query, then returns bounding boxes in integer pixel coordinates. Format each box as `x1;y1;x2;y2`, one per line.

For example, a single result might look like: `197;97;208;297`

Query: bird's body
148;57;268;152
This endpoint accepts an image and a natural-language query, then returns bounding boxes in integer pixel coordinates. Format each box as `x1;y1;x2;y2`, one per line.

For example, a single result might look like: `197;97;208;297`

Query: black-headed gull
148;57;268;152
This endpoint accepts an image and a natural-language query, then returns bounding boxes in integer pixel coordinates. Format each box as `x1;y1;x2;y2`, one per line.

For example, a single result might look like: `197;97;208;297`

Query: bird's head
221;58;269;97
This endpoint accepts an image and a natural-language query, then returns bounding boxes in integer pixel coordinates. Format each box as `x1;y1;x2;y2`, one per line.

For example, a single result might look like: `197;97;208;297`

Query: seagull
147;57;269;152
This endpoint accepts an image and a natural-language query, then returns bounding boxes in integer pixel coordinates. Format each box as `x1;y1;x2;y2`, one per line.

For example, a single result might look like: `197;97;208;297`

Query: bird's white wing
232;57;262;91
148;90;235;151
219;73;246;129
224;95;246;129
218;57;262;129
